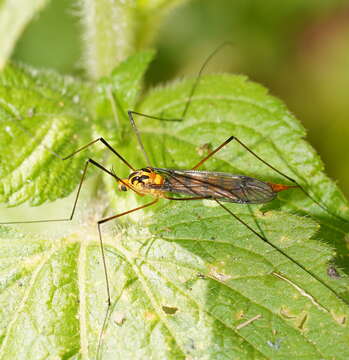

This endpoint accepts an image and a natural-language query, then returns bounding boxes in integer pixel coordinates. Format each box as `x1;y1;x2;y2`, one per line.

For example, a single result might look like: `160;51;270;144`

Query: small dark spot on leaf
327;265;341;279
197;273;206;279
298;314;307;330
210;236;216;240
186;338;196;351
184;278;195;290
162;305;178;315
236;310;244;319
196;143;213;156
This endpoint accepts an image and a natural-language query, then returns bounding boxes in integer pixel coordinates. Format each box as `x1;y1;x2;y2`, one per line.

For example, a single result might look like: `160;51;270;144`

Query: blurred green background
12;0;349;198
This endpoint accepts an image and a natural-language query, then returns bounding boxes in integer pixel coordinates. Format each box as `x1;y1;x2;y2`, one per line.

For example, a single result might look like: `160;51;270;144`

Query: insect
56;114;345;358
1;43;348;358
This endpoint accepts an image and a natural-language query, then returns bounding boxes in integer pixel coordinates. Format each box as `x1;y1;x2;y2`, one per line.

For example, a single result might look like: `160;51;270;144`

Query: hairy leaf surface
0;52;349;359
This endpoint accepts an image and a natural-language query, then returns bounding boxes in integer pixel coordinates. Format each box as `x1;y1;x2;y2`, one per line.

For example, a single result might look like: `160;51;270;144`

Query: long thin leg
126;43;234;167
63;137;135;170
192;135;298;180
128;110;182;123
96;199;158;359
215;199;349;306
127;110;181;166
0;158;124;225
181;41;234;119
191;135;347;222
191;135;236;170
97;198;158;305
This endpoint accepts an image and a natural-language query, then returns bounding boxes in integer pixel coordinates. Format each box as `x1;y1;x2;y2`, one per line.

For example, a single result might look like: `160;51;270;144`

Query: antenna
181;41;234;118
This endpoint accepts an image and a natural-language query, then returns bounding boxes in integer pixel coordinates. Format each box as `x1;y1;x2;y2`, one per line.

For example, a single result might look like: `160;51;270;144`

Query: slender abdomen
160;169;278;204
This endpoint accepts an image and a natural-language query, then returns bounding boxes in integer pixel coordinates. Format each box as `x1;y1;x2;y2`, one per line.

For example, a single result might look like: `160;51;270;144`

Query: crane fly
83;108;347;357
61;106;348;304
1;43;348;359
121;167;294;203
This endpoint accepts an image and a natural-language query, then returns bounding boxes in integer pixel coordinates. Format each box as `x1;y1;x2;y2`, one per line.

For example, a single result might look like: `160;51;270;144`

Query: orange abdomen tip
268;182;298;193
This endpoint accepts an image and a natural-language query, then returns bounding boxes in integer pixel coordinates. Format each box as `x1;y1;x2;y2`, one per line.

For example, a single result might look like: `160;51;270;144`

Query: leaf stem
80;0;135;79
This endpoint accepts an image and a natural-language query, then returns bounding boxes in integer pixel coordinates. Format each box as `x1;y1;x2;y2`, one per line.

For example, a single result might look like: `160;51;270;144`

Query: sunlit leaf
0;63;92;205
1;53;349;359
1;203;349;359
138;74;349;269
95;50;155;141
0;51;154;206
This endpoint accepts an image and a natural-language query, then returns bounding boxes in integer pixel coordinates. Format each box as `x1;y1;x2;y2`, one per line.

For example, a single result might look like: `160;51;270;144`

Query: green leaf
109;49;155;110
139;74;349;221
0;51;156;206
1;204;349;359
137;74;349;268
0;63;94;206
95;50;155;141
1;60;349;359
0;0;49;70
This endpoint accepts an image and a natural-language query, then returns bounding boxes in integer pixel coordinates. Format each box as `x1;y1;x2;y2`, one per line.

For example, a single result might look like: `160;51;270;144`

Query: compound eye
121;185;127;191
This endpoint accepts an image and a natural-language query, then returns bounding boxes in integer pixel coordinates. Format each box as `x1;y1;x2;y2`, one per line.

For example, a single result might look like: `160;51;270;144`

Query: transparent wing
152;168;277;204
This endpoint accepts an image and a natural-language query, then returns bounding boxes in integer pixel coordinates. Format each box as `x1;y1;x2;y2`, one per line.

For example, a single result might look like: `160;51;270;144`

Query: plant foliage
1;52;349;359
